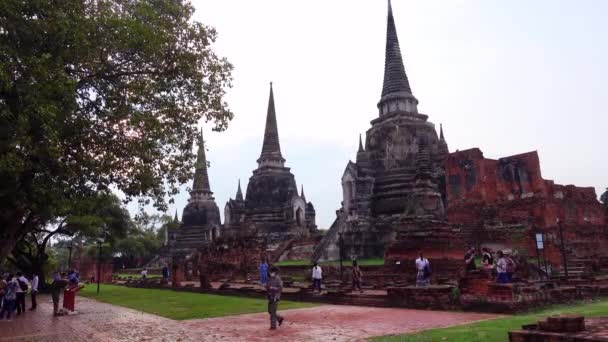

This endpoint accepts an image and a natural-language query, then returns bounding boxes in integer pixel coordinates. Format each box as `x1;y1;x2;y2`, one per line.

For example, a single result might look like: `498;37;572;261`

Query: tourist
30;273;39;310
15;272;29;315
141;268;148;281
51;272;68;316
415;253;431;287
351;260;363;293
162;265;170;283
311;262;323;293
260;258;269;286
0;274;17;321
496;251;509;283
266;266;284;330
0;273;7;308
465;247;477;272
505;251;517;282
482;248;494;268
68;270;79;286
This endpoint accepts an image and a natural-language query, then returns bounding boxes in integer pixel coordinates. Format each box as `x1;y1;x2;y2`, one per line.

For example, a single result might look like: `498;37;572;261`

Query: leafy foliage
0;0;233;260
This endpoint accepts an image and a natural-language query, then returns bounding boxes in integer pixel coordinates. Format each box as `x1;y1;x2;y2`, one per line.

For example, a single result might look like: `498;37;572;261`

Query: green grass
371;299;608;342
79;284;316;320
275;258;385;267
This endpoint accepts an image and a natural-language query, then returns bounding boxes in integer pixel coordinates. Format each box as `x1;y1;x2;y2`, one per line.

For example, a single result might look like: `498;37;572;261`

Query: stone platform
510;316;608;341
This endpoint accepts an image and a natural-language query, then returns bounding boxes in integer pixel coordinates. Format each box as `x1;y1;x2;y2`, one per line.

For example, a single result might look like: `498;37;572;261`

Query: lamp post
557;218;569;280
67;239;73;270
96;237;104;294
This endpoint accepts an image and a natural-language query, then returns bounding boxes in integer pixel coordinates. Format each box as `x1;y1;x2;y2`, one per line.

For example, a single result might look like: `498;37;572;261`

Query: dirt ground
0;295;499;342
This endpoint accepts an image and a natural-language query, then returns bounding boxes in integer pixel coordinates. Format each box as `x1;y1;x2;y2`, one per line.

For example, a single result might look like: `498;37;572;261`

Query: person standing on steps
267;266;284;330
311;262;323;293
260;258;269;287
415;253;431;287
351;260;363;293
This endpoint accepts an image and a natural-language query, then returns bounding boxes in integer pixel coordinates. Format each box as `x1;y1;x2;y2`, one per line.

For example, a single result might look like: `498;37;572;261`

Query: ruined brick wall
445;148;607;266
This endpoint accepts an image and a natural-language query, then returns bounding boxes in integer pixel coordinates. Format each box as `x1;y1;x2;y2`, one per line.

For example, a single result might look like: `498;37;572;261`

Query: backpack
18;279;28;291
423;259;432;278
506;257;516;273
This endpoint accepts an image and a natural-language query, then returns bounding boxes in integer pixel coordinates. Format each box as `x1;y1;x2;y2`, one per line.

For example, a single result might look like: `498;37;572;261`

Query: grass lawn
79;284;317;320
275;258;385;267
371;299;608;342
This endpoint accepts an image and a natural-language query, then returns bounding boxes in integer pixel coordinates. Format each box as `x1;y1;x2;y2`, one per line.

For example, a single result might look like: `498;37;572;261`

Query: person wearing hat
266;266;284;330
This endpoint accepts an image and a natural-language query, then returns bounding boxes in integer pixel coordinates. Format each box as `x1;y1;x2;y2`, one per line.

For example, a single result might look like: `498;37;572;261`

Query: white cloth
415;258;429;271
31;275;39;292
141;270;148;277
16;276;29;293
312;266;322;280
496;257;507;273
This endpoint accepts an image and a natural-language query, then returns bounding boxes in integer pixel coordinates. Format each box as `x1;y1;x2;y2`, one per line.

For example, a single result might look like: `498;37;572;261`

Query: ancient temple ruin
167;129;221;257
314;1;452;261
223;84;317;244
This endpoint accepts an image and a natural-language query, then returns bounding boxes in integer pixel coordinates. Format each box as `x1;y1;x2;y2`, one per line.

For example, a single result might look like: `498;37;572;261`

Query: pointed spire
258;82;285;167
301;185;306;202
191;128;212;194
440;124;445;141
438;123;449;155
173;210;179;223
378;0;418;116
382;0;411;97
358;134;364;152
236;179;244;201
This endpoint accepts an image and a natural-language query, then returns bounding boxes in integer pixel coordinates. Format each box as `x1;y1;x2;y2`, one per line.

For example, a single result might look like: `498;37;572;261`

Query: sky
128;0;608;229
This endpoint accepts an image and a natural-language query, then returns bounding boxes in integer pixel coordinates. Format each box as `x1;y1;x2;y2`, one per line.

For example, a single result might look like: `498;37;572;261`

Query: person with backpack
505;251;517;282
15;272;29;315
266;266;284;330
415;252;431;287
0;274;17;321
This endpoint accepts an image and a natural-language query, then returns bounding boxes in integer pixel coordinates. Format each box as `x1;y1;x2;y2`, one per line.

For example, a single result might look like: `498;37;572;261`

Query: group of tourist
465;247;517;283
0;272;38;321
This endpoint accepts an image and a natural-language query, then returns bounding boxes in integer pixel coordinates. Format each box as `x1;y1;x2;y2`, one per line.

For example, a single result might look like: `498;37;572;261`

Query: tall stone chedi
224;84;316;244
314;1;450;261
167;129;221;256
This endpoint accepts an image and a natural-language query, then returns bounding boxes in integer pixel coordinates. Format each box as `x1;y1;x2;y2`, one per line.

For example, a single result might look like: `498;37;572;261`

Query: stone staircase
554;258;592;279
174;227;210;249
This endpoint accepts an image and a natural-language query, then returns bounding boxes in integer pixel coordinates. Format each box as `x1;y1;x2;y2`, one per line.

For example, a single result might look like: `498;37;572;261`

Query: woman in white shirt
311;263;322;293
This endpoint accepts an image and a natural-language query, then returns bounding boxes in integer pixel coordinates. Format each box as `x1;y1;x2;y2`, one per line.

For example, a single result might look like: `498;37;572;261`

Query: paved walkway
0;295;499;341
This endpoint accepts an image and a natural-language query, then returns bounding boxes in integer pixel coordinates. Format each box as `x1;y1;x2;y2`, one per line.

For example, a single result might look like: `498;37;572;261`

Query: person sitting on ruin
352;260;363;293
260;259;269;287
482;248;494;268
311;262;323;293
266;266;284;330
415;252;431;287
495;251;509;283
464;247;477;272
141;268;148;281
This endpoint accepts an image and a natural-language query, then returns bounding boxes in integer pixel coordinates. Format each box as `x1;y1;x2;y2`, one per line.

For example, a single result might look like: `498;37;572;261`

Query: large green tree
0;0;233;261
8;192;131;286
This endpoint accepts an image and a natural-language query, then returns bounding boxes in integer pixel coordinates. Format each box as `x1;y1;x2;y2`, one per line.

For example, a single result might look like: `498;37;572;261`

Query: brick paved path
0;295;498;341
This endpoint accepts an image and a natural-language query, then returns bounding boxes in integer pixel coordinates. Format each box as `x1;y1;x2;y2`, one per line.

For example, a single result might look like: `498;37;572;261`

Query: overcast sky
129;0;608;229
